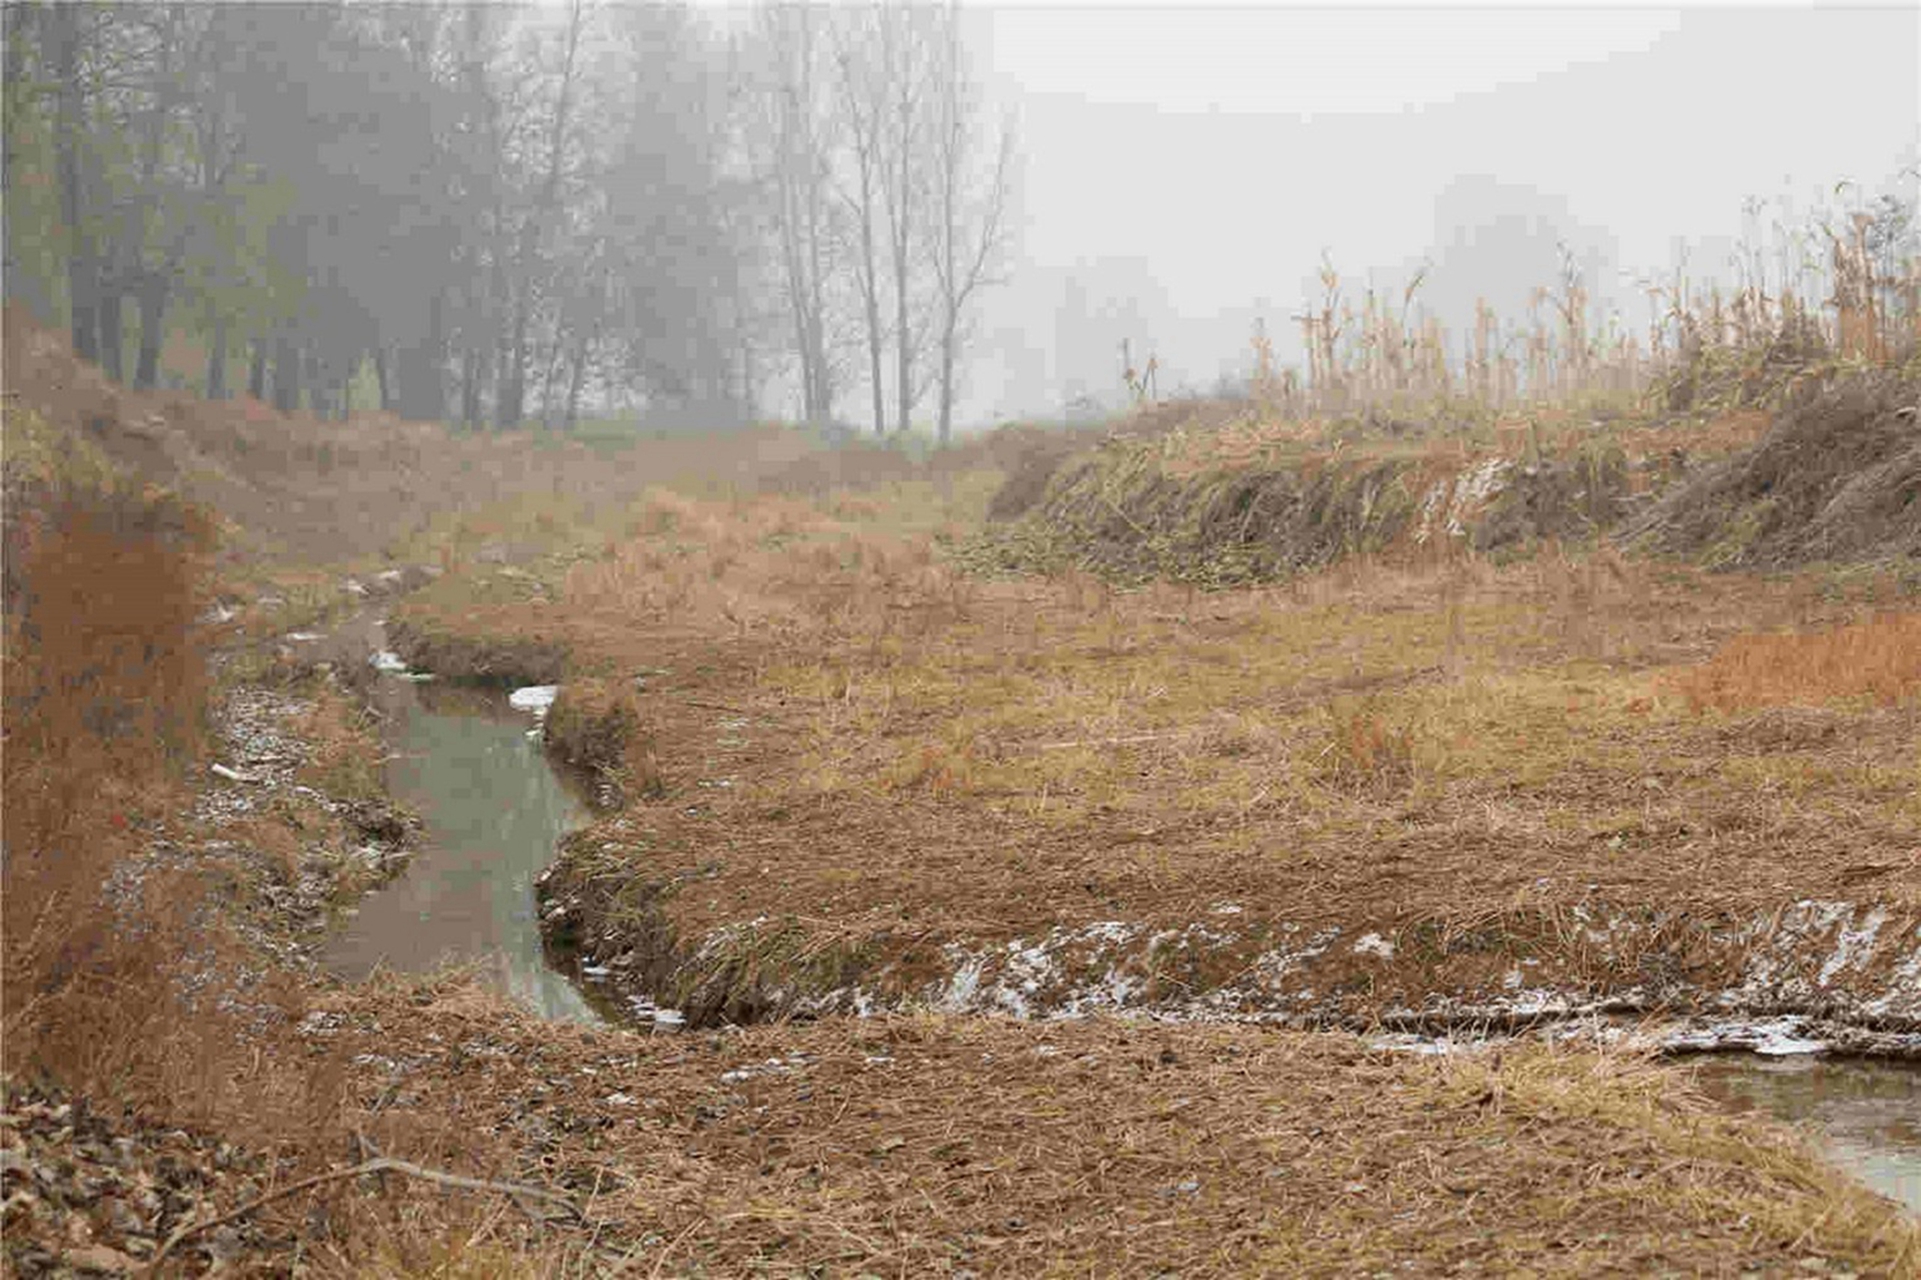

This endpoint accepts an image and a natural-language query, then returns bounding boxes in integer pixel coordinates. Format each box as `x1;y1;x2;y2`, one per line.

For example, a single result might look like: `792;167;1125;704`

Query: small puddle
323;676;600;1023
1695;1056;1921;1215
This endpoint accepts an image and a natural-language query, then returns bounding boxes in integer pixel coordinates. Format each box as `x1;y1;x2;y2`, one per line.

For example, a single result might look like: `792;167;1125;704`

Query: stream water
1693;1055;1921;1215
321;677;601;1023
322;667;1919;1214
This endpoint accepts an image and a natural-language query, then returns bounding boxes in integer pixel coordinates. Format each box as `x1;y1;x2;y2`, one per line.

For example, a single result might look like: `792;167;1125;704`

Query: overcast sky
954;3;1921;423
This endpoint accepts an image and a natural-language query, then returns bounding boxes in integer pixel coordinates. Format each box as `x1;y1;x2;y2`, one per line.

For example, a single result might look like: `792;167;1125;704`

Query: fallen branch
1037;732;1177;752
679;698;749;715
147;1157;581;1273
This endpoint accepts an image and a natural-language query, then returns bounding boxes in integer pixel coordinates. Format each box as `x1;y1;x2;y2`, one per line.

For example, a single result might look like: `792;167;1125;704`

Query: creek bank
538;862;1921;1056
180;566;455;968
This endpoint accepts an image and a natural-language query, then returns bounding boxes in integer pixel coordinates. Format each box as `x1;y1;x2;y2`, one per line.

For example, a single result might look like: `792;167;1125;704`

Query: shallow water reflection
323;680;599;1023
1695;1055;1921;1215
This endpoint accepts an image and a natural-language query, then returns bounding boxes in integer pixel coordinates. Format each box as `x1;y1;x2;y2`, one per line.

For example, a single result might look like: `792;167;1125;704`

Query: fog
965;5;1921;422
5;2;1915;434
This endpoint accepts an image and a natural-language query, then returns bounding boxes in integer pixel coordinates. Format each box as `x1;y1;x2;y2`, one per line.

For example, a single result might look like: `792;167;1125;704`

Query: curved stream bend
322;674;600;1023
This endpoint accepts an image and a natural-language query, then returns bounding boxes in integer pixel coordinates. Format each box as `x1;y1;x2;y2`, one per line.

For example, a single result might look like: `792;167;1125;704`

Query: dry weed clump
2;435;214;1073
295;682;389;802
1312;698;1420;794
1626;370;1921;569
1672;611;1921;712
544;676;661;802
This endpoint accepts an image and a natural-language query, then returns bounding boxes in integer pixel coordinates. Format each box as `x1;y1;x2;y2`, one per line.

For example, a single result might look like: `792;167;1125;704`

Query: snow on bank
510;685;560;717
766;899;1921;1051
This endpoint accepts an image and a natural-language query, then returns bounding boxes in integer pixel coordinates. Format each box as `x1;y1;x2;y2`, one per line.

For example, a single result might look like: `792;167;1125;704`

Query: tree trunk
938;319;956;446
373;349;392;411
538;334;566;428
460;346;485;429
133;276;168;391
499;251;532;428
272;333;302;412
394;290;447;421
49;5;101;364
894;235;910;434
97;286;125;383
247;338;268;400
206;316;228;400
563;332;590;430
861;199;884;435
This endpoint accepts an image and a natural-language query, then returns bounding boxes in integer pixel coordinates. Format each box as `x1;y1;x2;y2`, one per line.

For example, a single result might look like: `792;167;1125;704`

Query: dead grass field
7;309;1919;1274
297;979;1921;1277
383;450;1919;1030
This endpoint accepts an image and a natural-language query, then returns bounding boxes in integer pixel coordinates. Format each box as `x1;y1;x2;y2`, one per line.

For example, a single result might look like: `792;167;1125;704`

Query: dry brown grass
2;306;967;580
390;461;1918;1028
1;422;214;1083
10;303;1917;1274
1671;610;1921;712
287;979;1919;1277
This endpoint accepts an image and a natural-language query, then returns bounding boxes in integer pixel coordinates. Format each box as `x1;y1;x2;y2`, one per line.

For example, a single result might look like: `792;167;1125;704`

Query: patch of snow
369;650;409;673
510;684;560;715
1660;1017;1828;1056
1368;1034;1462;1056
1352;933;1394;960
1818;907;1886;987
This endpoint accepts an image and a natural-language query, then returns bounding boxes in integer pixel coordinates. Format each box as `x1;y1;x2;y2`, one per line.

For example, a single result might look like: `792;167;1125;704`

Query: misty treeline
2;1;1013;440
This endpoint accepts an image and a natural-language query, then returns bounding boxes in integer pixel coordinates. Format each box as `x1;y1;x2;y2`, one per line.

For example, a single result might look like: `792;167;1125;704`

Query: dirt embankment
1625;372;1921;569
980;373;1918;584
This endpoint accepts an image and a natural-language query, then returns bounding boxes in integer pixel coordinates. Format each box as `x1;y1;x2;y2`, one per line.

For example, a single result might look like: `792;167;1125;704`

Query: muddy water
1696;1056;1921;1215
323;679;600;1023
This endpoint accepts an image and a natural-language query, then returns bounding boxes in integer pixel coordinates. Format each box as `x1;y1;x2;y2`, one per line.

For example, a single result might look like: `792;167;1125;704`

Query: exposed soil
1626;373;1921;570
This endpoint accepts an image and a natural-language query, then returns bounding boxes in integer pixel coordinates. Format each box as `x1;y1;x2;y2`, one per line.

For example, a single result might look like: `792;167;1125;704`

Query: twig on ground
1038;732;1177;751
146;1157;582;1273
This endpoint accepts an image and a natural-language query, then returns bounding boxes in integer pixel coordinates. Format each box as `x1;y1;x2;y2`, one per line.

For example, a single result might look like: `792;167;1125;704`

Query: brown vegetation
300;982;1917;1277
6;298;1919;1274
1627;371;1921;569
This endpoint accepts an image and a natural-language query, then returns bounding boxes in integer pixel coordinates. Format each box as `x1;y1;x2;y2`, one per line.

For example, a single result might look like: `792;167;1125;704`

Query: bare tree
829;9;889;437
498;0;586;428
927;6;1012;444
752;4;839;424
875;4;934;434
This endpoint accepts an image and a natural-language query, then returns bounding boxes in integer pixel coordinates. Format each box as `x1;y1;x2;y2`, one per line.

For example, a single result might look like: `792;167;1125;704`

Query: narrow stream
1695;1056;1921;1215
322;676;601;1023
